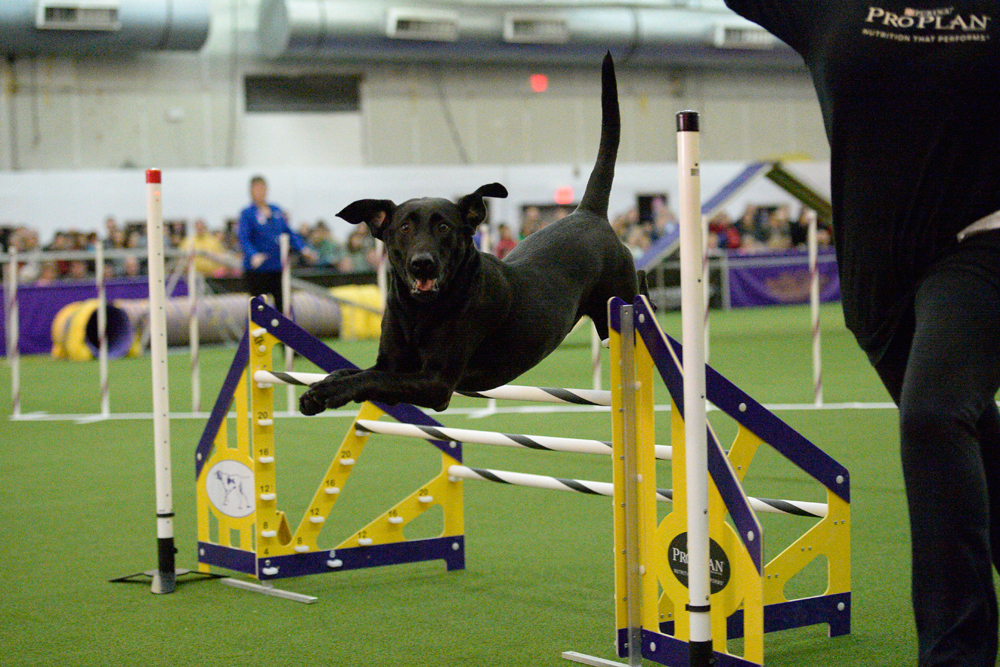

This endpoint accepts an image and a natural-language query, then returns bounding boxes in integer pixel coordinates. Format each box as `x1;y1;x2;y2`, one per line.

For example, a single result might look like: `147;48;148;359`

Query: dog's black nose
408;253;437;277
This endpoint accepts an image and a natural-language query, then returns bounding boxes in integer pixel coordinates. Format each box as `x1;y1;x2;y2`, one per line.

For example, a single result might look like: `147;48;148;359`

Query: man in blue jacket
237;175;316;313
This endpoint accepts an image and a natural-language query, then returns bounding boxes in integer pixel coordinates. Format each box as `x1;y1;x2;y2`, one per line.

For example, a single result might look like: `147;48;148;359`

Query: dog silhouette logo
205;460;255;518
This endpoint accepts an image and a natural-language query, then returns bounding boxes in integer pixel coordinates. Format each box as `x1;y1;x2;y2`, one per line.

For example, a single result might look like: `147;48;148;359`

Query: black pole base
689;639;717;666
109;568;224;594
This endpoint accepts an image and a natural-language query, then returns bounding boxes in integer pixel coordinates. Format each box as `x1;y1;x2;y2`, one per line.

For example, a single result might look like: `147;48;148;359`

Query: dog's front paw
299;390;326;416
299;372;359;415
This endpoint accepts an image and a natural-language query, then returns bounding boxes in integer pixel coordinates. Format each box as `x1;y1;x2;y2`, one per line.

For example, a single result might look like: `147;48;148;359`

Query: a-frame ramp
635;161;832;272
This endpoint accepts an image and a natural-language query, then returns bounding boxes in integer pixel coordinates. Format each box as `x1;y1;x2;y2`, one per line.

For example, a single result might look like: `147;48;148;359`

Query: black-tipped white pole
677;111;714;666
146;169;176;594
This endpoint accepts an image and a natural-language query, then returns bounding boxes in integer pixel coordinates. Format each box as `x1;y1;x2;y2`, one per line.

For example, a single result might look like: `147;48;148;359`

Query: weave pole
376;238;388;303
475;226;498;414
591;324;603;391
280;233;295;414
5;248;20;418
808;212;823;407
677;110;713;666
703;208;711;364
145;169;177;594
188;222;201;413
96;243;110;417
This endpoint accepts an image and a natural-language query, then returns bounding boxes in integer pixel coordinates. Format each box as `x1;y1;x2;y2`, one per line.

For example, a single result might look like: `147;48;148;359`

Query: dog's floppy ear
337;199;397;239
457;183;508;230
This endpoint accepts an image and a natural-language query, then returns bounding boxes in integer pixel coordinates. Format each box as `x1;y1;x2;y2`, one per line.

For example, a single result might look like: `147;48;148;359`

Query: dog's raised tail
578;51;620;218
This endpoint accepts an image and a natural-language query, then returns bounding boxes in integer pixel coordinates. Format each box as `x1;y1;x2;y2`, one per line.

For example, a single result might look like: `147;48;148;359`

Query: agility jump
193;293;849;663
193;111;849;665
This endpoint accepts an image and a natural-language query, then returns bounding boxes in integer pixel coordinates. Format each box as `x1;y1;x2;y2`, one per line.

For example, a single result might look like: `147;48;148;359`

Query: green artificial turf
0;303;925;666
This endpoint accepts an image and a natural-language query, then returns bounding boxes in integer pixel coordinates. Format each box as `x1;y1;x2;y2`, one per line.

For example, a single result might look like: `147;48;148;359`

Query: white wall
241;113;364;167
0;0;828;172
0;160;830;243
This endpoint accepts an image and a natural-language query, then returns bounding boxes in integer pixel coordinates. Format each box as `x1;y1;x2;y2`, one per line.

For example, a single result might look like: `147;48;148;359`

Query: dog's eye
438;223;449;233
400;222;411;233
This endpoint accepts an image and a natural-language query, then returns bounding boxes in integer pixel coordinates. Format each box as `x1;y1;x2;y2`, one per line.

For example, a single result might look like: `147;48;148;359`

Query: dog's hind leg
583;273;639;341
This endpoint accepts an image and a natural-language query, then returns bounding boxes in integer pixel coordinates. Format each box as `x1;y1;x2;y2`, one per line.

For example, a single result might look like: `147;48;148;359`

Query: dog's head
338;183;508;302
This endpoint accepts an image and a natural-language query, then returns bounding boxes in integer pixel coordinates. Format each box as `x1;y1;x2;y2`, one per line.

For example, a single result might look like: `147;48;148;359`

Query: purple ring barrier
727;248;840;308
1;277;186;356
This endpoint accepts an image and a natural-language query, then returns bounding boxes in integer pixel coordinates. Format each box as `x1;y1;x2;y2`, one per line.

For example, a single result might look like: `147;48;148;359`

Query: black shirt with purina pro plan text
723;0;1000;361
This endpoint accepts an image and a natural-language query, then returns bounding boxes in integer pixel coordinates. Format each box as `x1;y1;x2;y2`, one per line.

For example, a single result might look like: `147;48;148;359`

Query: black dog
300;53;638;414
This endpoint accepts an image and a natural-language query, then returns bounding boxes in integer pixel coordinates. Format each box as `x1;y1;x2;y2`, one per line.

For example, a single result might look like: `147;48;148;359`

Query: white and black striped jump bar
354;419;673;460
253;371;825;517
251;370;611;407
448;466;827;519
456;385;610;406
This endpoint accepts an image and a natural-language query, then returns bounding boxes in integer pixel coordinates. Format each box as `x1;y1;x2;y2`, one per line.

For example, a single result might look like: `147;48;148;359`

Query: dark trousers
246;270;284;315
873;231;1000;667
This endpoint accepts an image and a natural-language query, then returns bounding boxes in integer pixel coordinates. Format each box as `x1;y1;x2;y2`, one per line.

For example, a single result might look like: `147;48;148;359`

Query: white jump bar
252;370;612;406
355;418;673;460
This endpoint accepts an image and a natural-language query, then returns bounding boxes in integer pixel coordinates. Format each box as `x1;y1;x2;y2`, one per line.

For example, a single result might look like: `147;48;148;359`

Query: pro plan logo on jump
864;6;992;42
668;533;731;594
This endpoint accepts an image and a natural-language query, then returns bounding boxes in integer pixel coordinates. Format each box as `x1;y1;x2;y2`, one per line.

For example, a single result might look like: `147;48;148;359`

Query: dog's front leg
355;368;457;411
300;368;457;413
299;309;429;414
300;332;464;413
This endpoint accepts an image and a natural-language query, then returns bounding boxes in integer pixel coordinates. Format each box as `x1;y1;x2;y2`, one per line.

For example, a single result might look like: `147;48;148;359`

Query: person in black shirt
722;2;1000;665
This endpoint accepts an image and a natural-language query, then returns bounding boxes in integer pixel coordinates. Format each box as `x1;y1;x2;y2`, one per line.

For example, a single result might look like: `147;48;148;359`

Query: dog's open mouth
411;278;438;294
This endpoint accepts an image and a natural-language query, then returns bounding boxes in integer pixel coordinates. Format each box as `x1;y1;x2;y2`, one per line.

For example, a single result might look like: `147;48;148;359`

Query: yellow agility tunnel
50;299;136;361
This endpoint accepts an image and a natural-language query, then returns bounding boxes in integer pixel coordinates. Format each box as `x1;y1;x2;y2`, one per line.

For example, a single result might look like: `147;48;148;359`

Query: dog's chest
398;306;458;349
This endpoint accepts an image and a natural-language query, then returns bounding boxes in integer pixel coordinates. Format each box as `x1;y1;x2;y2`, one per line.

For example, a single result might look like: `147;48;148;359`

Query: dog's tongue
414;278;436;292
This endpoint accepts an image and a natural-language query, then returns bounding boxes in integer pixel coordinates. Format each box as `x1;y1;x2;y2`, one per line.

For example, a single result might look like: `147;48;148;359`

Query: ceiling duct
504;14;570;45
712;22;779;49
35;0;121;31
0;0;210;55
387;7;459;42
258;0;799;68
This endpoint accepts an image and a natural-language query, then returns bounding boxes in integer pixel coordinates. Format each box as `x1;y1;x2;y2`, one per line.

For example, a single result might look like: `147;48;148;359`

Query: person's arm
276;209;318;262
723;0;813;55
237;207;268;269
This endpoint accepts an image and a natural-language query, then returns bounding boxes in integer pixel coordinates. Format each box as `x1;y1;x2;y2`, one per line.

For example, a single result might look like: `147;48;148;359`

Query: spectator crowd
0;214;385;285
1;194;831;286
610;194;833;262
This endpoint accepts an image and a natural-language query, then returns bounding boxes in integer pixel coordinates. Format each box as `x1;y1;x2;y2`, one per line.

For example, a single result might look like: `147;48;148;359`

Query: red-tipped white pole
677;110;713;667
145;168;176;594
